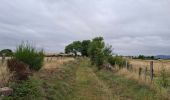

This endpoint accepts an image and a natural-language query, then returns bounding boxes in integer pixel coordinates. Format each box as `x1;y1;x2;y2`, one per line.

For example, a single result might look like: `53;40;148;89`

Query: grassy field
129;59;170;75
128;59;170;89
2;58;169;100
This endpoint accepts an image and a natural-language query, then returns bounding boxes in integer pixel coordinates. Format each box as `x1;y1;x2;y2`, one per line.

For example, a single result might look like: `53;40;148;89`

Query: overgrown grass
38;61;77;100
3;60;77;100
14;43;44;71
3;78;43;100
94;68;167;100
3;58;169;100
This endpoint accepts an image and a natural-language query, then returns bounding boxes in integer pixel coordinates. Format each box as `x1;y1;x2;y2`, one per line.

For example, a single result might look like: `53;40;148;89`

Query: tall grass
14;43;44;71
0;63;12;87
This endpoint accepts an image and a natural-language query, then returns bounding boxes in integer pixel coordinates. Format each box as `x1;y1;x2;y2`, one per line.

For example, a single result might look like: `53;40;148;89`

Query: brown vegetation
7;59;31;80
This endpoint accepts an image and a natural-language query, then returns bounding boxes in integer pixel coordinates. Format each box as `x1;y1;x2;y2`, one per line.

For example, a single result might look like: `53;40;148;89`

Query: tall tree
88;37;113;69
65;41;82;56
0;49;13;56
88;37;105;69
65;44;74;54
81;40;91;57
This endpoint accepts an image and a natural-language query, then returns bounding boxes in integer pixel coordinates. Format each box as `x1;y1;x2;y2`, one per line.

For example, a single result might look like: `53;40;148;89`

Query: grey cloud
0;0;170;55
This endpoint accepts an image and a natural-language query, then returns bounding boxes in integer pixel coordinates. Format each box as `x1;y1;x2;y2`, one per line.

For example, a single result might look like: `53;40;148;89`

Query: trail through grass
3;58;169;100
71;61;113;100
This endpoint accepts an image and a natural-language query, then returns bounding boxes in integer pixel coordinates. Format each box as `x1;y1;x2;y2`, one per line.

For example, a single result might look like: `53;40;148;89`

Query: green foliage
0;49;13;56
88;37;111;69
88;37;104;66
136;55;155;60
14;43;44;71
65;37;113;69
65;41;82;56
3;79;42;100
108;56;127;68
65;44;74;54
81;40;91;57
103;45;112;57
138;55;145;60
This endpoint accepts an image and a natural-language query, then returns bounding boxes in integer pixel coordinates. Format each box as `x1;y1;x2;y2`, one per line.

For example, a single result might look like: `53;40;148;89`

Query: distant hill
155;55;170;59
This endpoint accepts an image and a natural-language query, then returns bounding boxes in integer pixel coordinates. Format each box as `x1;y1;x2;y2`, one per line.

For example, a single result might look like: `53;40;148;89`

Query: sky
0;0;170;56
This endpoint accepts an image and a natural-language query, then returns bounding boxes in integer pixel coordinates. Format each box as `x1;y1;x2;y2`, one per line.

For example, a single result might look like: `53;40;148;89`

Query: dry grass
0;62;12;87
129;59;170;76
117;68;147;84
43;57;74;69
116;68;169;99
116;68;158;88
0;57;74;88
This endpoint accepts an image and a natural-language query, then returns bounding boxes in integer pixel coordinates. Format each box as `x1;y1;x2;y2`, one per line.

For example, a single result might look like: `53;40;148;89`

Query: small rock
0;87;13;96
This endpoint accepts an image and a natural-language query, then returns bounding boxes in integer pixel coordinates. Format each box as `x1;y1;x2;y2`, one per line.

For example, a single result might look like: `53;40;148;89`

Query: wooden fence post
138;67;142;79
150;61;154;82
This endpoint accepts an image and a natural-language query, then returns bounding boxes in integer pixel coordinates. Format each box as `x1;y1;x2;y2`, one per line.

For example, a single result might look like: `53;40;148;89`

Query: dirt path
71;62;113;100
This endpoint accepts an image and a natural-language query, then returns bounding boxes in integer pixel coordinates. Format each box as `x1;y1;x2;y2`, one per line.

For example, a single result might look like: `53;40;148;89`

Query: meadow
129;59;170;75
1;57;170;100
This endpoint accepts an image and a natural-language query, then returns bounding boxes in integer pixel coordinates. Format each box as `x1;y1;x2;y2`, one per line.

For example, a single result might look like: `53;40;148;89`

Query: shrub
14;43;44;71
108;56;128;68
7;59;31;80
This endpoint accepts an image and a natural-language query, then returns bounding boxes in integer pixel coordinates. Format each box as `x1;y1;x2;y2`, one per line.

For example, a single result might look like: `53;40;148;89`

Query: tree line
65;37;126;70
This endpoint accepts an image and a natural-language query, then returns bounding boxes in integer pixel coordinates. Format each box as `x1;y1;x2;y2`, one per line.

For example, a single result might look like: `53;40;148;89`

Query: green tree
81;40;91;57
65;41;82;56
88;37;105;69
103;45;112;59
65;44;74;54
138;55;145;59
0;49;13;56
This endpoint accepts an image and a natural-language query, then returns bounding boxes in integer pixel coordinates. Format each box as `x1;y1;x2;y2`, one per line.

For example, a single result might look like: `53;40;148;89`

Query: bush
14;43;44;71
108;56;128;68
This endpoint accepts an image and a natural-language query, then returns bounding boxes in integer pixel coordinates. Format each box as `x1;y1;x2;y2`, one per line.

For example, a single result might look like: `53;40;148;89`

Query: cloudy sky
0;0;170;55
